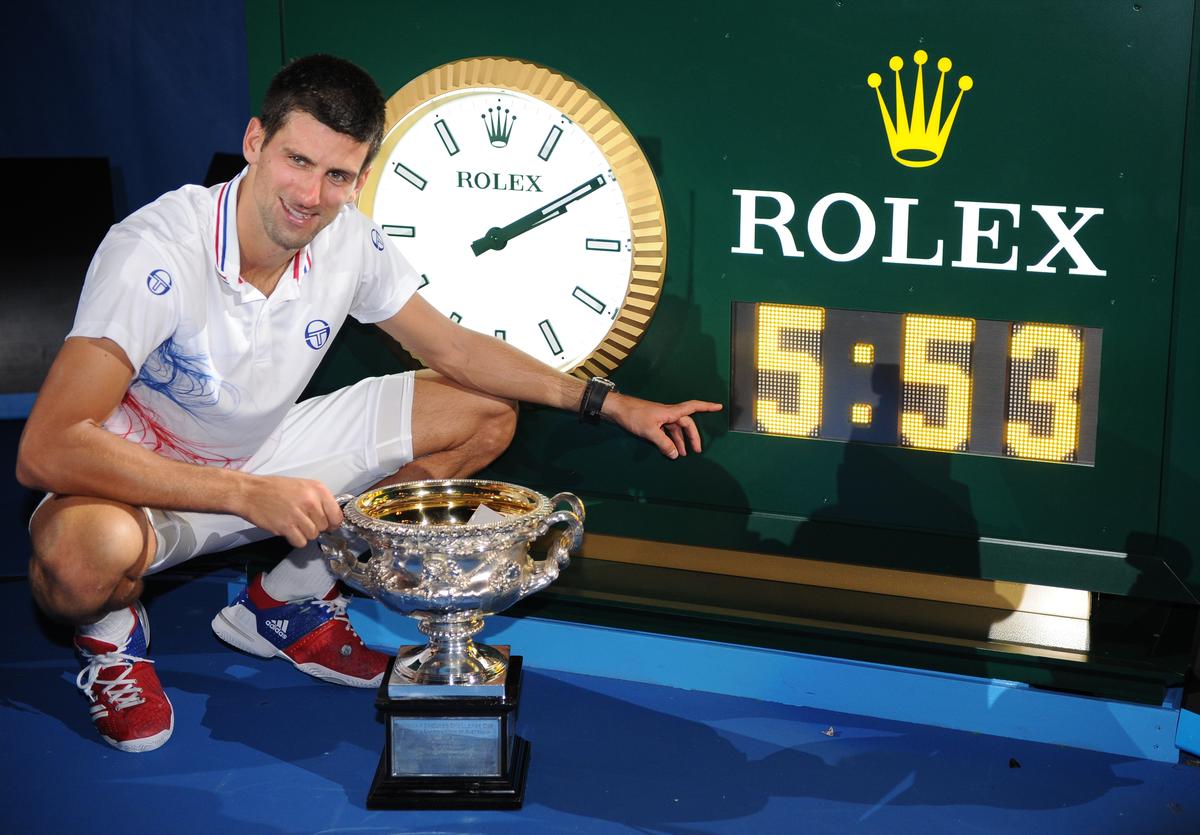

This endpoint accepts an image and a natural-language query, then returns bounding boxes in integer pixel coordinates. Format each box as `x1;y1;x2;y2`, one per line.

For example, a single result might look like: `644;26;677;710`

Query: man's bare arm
377;294;722;458
15;337;341;546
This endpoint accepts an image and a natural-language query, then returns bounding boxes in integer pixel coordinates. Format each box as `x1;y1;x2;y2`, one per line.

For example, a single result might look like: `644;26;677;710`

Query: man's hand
604;393;723;459
237;475;344;548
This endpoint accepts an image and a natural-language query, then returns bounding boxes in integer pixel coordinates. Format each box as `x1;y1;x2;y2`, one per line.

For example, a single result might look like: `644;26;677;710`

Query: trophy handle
546;492;585;569
544;509;584;570
523;494;585;595
318;494;363;581
549;492;586;525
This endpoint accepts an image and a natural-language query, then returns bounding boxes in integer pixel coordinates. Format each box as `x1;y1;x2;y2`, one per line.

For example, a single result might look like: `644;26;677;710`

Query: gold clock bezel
358;56;666;380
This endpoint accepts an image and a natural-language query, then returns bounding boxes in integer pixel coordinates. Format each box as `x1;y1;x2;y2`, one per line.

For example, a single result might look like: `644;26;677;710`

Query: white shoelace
314;594;351;622
76;651;153;710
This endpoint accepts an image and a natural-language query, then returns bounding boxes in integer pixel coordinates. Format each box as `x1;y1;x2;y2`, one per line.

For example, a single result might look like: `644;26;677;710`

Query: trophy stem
394;612;508;685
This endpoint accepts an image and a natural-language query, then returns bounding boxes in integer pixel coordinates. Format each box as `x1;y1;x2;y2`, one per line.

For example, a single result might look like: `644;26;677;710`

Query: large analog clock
358;57;666;377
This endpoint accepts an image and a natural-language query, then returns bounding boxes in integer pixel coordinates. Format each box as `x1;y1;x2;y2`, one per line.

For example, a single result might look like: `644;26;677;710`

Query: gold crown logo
867;50;973;168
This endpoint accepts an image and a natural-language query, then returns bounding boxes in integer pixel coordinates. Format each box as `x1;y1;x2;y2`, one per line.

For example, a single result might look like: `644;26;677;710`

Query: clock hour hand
471;174;607;256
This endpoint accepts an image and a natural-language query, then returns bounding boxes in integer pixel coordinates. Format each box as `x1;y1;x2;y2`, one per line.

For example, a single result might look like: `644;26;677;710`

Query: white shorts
34;372;416;575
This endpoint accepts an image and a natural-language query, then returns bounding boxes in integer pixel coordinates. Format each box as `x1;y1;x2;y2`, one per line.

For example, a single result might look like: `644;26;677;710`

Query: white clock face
368;88;635;371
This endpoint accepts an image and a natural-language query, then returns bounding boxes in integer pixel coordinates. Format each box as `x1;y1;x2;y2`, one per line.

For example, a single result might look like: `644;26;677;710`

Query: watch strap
579;376;615;424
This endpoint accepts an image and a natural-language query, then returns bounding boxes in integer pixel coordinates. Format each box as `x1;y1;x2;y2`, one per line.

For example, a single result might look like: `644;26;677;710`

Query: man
15;54;720;753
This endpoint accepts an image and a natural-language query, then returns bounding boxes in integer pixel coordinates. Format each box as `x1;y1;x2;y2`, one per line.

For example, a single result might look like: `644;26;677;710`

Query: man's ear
243;117;266;164
350;165;372;203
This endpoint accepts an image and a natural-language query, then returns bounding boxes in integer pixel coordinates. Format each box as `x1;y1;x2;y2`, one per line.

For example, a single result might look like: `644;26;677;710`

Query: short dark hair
260;54;386;167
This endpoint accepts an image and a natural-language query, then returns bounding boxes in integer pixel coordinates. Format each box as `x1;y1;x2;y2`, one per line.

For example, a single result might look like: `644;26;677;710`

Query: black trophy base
366;735;530;810
366;653;529;810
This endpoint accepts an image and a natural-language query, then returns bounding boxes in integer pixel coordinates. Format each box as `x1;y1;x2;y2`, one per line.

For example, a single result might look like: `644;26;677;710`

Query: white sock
77;605;136;646
261;540;338;601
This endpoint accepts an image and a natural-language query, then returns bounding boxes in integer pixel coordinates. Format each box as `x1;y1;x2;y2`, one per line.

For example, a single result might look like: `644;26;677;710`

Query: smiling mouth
280;199;316;225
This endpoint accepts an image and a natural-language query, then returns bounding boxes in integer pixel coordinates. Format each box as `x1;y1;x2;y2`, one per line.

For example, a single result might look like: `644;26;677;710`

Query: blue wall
1;1;252;574
1;1;251;219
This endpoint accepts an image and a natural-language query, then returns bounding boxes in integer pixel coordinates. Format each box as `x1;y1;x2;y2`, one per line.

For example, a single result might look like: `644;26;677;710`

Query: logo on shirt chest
305;319;331;350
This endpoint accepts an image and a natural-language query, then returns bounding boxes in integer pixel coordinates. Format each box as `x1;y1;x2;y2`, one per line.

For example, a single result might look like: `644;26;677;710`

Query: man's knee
477;397;518;457
410;373;518;463
28;497;153;623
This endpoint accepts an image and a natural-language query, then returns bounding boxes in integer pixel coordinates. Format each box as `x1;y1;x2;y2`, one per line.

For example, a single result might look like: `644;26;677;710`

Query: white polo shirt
68;170;421;468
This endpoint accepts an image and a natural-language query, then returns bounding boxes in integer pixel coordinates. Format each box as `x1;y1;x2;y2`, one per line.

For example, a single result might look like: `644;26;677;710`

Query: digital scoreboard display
731;303;1101;464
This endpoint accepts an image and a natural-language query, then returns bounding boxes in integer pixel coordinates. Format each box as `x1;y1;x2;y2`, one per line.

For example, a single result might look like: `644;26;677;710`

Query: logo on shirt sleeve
304;319;331;350
146;269;173;295
371;228;385;251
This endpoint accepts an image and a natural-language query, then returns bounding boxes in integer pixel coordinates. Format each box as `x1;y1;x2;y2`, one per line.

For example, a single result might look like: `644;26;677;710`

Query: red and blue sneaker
74;601;174;753
211;574;386;687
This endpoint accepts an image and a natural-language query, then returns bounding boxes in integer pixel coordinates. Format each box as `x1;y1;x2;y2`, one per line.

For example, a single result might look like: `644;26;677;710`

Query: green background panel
1159;3;1200;601
249;1;1199;600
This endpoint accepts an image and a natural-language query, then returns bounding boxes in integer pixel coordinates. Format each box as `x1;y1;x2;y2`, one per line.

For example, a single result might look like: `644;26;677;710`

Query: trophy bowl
318;479;584;688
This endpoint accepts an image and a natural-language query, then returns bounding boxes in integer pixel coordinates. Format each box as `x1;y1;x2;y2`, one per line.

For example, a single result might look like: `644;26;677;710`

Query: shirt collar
212;168;313;298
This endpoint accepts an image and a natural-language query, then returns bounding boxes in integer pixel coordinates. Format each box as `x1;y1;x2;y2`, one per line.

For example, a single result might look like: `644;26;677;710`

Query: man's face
242;110;372;253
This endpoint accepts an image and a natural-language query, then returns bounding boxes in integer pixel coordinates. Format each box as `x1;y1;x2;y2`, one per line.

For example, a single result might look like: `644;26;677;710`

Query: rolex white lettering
951;200;1021;271
730;190;1104;276
1027;205;1107;276
806;192;876;263
731;189;805;257
882;197;944;266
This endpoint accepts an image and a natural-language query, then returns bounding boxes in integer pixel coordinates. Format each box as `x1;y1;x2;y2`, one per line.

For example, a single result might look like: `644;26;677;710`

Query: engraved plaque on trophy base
367;651;529;809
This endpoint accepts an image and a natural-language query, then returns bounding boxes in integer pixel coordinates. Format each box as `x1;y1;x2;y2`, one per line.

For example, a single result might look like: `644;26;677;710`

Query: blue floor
1;568;1197;834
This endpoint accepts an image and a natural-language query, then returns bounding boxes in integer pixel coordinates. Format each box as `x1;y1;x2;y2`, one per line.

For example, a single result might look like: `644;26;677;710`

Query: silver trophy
318;478;584;809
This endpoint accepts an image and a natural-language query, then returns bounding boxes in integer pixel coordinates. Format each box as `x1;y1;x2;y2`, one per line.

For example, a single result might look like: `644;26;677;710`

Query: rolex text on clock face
370;88;635;372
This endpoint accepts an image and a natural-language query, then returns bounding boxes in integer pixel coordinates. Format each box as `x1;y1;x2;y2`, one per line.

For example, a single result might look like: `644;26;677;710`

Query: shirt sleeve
348;220;424;324
68;233;181;372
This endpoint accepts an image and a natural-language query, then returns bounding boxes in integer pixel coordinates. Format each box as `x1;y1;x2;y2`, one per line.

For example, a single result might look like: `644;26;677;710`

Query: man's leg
28;496;173;752
29;496;156;625
30;369;517;617
376;368;518;485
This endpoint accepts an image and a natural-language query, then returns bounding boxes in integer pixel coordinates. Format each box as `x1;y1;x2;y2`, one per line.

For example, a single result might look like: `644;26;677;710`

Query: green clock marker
392;162;427;191
434;119;458;156
586;238;621;252
572;286;606;314
539;126;563;161
539;319;563;355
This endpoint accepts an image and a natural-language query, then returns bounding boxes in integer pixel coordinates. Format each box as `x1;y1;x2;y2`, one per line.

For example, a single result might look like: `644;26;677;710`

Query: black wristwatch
579;376;616;423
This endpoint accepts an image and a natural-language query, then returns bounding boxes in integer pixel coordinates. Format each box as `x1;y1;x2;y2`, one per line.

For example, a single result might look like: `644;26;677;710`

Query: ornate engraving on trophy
318;479;584;809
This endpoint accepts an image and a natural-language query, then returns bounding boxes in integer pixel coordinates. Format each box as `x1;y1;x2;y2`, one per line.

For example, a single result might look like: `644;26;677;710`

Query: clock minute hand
471;174;608;256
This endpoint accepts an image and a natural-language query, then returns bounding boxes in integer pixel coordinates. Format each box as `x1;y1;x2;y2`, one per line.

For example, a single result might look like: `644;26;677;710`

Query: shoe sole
211;603;383;689
103;711;174;753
